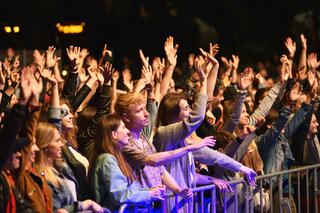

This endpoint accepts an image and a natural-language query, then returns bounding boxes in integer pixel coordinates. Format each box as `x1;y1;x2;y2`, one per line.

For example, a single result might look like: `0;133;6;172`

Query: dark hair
156;92;188;127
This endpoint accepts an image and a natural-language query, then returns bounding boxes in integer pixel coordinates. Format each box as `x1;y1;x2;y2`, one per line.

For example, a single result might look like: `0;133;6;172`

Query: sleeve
122;141;151;170
231;133;256;161
284;103;312;139
257;107;291;151
62;72;79;102
71;84;92;112
142;99;158;140
48;107;62;132
77;85;111;157
223;90;247;132
153;93;208;152
94;154;151;205
249;82;283;126
192;146;243;172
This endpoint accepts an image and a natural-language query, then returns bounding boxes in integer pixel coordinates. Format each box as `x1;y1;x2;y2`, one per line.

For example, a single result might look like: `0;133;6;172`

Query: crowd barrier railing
119;163;320;213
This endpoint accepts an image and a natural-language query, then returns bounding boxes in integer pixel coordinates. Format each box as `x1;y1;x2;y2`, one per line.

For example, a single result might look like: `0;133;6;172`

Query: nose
16;151;22;157
144;109;149;117
34;144;40;152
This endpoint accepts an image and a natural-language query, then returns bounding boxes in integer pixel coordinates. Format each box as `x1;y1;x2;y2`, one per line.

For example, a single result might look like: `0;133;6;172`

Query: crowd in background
0;33;320;212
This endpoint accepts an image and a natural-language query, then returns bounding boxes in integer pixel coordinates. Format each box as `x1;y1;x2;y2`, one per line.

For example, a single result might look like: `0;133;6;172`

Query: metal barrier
119;164;320;213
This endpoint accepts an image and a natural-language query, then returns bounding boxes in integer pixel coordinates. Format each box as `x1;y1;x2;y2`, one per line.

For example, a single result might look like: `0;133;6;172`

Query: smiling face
178;99;191;121
46;129;64;160
239;104;249;126
61;104;74;132
28;139;40;163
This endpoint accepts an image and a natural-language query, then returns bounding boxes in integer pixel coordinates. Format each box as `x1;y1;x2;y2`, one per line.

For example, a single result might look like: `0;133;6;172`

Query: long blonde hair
34;122;61;188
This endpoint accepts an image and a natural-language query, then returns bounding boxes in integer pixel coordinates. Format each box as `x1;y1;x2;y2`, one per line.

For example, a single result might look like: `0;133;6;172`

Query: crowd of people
0;33;319;212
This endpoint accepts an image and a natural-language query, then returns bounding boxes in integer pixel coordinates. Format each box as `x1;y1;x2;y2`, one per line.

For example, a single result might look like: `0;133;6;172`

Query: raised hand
289;82;301;102
101;44;112;58
142;65;154;87
284;37;296;59
46;46;61;68
10;72;20;87
221;56;231;70
152;57;165;84
111;70;119;82
13;55;20;70
19;67;33;105
300;34;307;50
134;78;147;94
100;61;115;83
194;59;207;83
139;49;149;69
66;46;81;69
33;50;45;70
29;69;43;100
239;68;253;90
307;53;320;71
280;55;291;83
231;54;240;70
209;43;219;57
164;36;178;66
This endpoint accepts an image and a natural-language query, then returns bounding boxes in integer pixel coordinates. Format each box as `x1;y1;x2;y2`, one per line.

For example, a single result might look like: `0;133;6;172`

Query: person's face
239;104;249;125
245;96;254;112
6;151;21;170
309;114;319;136
178;99;191;121
61;104;74;131
169;79;175;93
126;103;149;130
112;121;130;149
46;129;64;160
211;89;224;108
28;140;40;163
7;48;14;58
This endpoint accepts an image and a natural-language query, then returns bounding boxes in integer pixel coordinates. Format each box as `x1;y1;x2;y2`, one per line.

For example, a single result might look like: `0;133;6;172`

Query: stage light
4;26;11;33
56;22;85;34
13;26;20;33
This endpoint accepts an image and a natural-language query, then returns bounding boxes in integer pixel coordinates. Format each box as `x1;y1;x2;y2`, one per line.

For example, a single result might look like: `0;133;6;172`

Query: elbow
145;156;160;167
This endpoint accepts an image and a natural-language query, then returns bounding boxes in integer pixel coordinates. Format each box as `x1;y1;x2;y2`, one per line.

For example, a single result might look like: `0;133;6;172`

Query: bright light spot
61;70;68;76
13;26;20;33
56;23;85;34
4;26;11;33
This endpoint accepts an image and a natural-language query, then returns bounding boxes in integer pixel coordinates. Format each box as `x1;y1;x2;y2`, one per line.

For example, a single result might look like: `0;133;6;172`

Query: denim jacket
257;103;312;174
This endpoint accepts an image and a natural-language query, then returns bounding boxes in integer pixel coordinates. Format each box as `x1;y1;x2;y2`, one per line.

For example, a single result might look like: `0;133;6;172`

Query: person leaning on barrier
89;114;166;211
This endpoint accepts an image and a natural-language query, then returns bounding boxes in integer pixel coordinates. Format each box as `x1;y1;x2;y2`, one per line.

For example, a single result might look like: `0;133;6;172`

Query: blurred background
1;0;320;76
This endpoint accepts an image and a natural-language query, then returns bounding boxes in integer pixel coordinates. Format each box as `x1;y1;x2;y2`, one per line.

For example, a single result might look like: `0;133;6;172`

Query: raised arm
153;60;207;151
160;36;178;97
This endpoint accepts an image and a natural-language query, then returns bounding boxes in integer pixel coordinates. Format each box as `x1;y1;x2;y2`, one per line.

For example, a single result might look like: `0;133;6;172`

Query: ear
122;113;130;123
111;130;118;140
